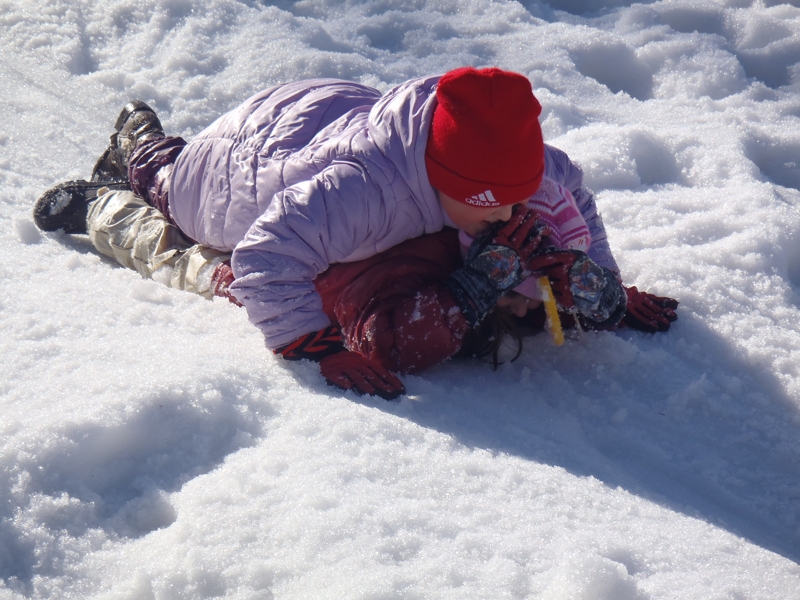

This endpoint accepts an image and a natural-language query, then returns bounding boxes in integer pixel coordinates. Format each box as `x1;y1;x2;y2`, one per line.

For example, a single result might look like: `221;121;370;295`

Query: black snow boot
33;180;127;234
91;100;165;183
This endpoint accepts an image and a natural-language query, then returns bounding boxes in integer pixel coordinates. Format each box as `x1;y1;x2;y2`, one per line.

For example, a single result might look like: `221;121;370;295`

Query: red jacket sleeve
313;229;470;374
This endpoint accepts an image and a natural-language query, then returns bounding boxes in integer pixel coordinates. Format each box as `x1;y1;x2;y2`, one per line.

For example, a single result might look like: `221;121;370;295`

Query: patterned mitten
528;250;627;329
445;206;549;325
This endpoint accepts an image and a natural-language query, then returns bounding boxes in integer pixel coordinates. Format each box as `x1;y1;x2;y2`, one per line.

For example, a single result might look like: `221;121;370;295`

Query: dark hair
456;309;524;370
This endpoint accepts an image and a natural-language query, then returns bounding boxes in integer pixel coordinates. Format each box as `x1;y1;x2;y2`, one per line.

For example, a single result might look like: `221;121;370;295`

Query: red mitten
623;286;678;332
319;351;406;400
489;205;551;265
211;261;243;307
276;326;405;400
526;251;581;309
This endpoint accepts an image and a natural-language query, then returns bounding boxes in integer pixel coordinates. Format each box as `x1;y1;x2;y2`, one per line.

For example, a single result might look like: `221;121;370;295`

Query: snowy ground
2;0;800;597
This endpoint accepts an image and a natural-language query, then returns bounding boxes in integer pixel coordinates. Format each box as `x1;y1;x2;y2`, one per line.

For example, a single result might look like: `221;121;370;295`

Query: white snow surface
3;0;800;597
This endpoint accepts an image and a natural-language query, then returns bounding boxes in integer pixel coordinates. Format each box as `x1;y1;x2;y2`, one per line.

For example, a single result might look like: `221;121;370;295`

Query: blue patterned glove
528;250;627;329
445;206;549;326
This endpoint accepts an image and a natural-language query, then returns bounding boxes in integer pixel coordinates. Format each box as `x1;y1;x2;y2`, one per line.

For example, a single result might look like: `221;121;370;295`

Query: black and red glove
527;250;627;329
318;351;406;400
210;261;243;307
445;206;550;326
622;286;678;332
275;325;406;400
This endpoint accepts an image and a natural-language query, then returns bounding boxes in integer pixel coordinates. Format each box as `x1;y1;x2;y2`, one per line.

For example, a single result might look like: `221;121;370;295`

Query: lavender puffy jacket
168;76;617;348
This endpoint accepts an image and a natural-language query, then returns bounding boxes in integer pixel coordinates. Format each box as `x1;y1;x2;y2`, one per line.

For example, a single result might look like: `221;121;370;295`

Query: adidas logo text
465;190;499;207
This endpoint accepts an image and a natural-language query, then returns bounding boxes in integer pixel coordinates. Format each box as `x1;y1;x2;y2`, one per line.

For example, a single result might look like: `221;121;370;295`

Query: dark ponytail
456;309;524;370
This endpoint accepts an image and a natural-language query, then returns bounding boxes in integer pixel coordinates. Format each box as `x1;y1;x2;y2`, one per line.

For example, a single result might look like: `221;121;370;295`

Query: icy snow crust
2;0;800;597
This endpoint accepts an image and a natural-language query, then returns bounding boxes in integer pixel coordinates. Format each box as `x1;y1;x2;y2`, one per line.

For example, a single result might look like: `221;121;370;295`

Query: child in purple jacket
34;67;676;398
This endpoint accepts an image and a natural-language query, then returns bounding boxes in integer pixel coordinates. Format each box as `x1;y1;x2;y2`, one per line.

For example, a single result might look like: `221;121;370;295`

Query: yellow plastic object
537;276;564;346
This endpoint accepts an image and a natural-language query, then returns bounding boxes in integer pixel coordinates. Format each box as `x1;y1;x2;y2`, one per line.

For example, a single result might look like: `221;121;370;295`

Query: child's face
437;191;525;237
497;292;540;317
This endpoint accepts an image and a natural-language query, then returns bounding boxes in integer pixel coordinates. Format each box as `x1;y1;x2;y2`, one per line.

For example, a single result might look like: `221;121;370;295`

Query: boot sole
33;180;128;234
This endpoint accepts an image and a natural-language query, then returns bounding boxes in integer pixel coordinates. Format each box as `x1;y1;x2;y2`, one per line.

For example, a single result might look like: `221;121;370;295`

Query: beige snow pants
87;188;230;298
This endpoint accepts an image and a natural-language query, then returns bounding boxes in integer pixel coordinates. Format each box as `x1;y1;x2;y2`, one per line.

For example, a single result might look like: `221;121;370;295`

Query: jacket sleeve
544;144;620;275
228;161;386;348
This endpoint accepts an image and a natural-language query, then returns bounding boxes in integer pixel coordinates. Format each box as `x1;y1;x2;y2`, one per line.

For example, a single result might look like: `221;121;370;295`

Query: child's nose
493;204;514;222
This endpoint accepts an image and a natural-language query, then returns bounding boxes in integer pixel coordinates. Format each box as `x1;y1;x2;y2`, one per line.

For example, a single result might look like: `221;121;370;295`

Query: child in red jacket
34;68;677;399
312;226;678;381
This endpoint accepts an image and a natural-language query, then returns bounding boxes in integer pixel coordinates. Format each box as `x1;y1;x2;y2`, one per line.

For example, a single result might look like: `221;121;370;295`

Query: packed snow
2;0;800;597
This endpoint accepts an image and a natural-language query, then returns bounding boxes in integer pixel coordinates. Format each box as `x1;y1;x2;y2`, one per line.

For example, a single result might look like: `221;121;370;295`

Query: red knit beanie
425;67;545;207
